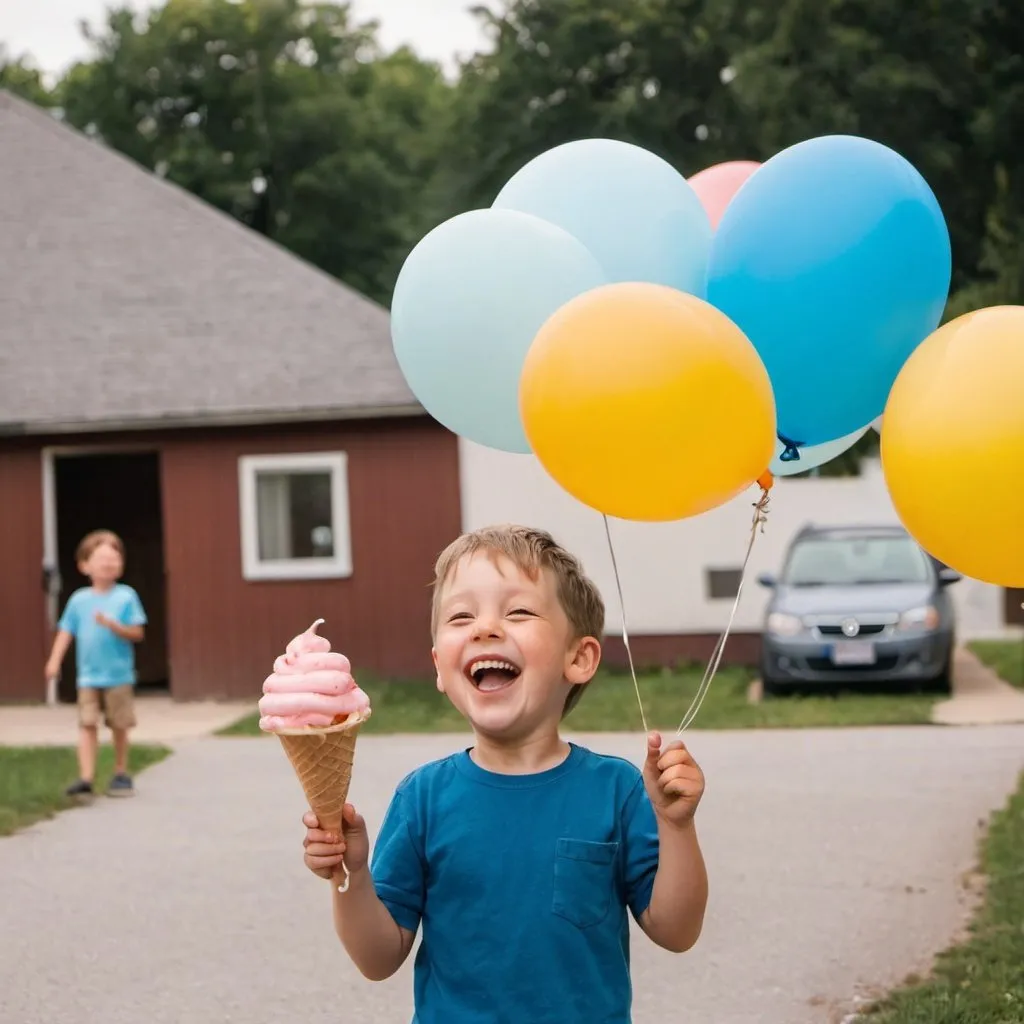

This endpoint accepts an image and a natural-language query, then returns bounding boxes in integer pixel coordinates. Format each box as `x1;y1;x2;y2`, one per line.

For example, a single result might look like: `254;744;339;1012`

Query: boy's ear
565;636;601;685
432;647;445;694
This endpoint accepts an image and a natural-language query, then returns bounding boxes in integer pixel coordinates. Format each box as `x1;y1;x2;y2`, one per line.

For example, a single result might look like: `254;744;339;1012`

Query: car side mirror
757;572;777;589
938;567;962;586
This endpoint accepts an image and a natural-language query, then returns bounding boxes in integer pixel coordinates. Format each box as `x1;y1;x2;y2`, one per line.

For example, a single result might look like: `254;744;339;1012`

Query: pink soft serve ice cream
258;619;370;732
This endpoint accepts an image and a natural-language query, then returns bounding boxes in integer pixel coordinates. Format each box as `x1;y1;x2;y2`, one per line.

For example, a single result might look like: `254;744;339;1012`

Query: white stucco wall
459;440;1011;640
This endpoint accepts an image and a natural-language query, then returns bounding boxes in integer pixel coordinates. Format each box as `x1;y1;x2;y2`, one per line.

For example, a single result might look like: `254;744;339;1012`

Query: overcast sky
0;0;490;74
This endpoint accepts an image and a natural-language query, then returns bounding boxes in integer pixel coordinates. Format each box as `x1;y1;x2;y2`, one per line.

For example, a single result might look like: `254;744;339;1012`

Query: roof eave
0;403;427;438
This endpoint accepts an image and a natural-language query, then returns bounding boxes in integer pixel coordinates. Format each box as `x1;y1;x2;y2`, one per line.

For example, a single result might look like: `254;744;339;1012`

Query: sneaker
65;779;94;798
106;773;134;798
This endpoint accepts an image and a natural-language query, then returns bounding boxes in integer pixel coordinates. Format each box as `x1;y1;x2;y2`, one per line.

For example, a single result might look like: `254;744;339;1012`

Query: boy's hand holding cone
259;619;372;888
303;803;369;882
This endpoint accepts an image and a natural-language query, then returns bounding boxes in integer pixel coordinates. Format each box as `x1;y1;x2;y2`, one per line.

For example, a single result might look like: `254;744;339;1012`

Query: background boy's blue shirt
371;743;660;1024
57;585;147;687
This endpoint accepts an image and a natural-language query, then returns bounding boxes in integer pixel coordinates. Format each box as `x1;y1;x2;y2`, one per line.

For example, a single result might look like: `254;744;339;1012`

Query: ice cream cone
274;707;371;834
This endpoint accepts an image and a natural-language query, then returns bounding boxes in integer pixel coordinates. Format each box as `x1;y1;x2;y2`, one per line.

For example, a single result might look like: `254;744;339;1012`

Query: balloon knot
752;486;771;533
778;435;804;463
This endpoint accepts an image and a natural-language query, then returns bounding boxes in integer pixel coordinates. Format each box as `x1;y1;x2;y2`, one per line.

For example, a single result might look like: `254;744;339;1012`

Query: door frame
41;443;161;704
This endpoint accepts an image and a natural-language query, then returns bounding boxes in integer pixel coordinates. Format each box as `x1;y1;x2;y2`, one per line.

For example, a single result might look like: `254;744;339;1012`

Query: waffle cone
273;709;370;833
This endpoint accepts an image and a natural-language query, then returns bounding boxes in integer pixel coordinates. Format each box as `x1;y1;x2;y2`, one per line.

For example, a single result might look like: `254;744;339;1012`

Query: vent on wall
706;568;743;600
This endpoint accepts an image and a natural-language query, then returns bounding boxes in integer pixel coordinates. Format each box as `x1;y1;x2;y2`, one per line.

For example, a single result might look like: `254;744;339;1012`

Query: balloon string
603;514;649;735
675;484;772;734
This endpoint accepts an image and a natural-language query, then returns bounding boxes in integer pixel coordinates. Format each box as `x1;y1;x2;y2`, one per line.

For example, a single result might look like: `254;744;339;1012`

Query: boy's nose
471;618;504;641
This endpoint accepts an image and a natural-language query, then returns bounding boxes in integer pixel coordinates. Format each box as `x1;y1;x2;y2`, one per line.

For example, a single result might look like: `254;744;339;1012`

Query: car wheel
925;661;953;696
760;674;790;699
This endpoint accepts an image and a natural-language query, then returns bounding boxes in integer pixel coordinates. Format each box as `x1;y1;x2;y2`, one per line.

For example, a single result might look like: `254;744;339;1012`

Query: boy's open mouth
465;656;521;694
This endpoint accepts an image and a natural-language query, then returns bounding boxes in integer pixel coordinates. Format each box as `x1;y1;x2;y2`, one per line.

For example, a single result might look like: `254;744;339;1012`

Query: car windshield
782;535;931;586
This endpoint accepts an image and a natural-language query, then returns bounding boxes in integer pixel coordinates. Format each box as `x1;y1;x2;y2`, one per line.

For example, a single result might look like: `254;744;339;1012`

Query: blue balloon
390;209;606;453
707;135;951;447
769;425;869;477
493;139;711;298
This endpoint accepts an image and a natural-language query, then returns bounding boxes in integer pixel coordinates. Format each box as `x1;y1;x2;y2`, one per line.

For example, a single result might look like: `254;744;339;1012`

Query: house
0;90;460;702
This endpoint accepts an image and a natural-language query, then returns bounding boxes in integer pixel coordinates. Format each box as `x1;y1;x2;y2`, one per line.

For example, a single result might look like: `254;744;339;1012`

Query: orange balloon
688;161;761;230
882;305;1024;586
519;283;776;521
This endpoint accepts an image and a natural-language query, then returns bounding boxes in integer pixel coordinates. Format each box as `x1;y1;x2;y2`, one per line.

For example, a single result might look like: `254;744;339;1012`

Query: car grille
817;623;887;637
805;655;900;673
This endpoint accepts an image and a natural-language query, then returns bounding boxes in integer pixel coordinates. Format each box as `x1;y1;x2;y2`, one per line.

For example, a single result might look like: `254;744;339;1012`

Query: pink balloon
688;160;761;230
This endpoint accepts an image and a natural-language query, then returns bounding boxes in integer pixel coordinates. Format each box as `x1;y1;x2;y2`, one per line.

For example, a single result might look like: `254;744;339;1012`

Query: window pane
255;470;334;561
706;568;743;599
782;536;929;586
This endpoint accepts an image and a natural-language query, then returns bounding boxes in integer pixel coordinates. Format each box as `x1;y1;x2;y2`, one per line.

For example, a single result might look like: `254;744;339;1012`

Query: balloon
494;139;711;298
882;306;1024;587
519;283;776;521
769;424;870;477
391;208;606;453
688;160;761;230
707;135;951;447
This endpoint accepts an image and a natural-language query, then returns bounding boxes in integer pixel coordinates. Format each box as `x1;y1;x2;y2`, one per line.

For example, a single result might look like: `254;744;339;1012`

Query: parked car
758;524;960;697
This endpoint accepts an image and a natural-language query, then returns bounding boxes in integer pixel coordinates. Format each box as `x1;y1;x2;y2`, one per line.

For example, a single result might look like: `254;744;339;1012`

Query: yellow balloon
519;282;776;521
882;305;1024;587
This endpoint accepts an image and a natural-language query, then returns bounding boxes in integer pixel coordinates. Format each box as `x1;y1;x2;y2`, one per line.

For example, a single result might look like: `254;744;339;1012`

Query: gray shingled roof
0;90;418;435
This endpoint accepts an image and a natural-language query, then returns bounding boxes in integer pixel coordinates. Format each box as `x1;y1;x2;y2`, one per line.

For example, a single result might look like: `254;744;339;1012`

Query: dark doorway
1006;589;1024;627
53;451;170;702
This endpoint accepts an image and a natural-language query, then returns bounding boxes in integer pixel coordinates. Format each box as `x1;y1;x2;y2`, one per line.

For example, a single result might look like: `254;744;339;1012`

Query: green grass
862;769;1024;1023
217;665;937;736
969;639;1024;689
0;744;171;836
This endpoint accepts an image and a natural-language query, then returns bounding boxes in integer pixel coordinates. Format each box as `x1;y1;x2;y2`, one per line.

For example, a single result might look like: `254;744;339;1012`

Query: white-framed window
238;452;352;581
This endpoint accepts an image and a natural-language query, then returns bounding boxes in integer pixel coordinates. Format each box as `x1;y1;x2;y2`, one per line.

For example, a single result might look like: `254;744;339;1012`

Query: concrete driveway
2;726;1022;1024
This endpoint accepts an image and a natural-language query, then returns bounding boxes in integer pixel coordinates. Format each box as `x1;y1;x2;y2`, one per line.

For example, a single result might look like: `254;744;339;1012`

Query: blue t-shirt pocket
552;837;619;929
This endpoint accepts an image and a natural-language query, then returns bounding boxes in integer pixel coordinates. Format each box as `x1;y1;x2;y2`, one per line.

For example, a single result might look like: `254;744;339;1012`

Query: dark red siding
160;418;460;699
0;417;759;706
602;632;761;672
0;444;46;700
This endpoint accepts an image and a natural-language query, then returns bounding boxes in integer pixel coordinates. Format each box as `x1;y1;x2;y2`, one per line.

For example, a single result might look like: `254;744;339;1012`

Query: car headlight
767;612;803;636
898;605;940;631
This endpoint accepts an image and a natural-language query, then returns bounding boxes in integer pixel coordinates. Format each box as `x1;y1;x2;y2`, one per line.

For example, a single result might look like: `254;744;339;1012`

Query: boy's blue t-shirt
57;584;147;687
371;742;660;1024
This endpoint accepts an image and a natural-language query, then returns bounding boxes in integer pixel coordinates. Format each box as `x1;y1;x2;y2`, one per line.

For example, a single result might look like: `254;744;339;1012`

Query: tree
0;47;53;106
447;0;765;210
56;0;455;303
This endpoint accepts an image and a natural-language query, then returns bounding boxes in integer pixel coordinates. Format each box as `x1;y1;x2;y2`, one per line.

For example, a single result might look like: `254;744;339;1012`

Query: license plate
831;641;877;666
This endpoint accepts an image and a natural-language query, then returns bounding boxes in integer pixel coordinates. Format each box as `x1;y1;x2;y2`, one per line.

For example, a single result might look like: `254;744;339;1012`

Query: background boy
44;529;147;799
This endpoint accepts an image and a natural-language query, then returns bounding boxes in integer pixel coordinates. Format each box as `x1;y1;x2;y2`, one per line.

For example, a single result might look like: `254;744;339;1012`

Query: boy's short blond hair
76;529;125;564
431;524;605;717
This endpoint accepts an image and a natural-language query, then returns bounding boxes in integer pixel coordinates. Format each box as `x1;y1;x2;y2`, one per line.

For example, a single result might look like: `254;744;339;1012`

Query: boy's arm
632;733;709;953
100;589;147;642
639;820;708;953
44;630;73;678
332;869;416;980
331;791;423;980
99;618;145;642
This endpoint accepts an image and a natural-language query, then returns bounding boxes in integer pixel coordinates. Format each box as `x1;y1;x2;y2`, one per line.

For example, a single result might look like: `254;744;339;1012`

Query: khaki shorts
77;685;137;731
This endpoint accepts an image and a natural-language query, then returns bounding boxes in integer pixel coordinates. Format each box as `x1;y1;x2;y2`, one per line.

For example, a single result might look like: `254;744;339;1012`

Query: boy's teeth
471;659;517;673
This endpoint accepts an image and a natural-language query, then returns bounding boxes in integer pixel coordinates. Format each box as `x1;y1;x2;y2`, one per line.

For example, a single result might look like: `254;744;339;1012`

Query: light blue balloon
769;425;869;477
493;139;712;298
390;208;606;453
707;135;951;448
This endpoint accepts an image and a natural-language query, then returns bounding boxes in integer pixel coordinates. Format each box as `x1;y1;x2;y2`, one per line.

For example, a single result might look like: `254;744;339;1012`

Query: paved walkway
2;726;1023;1024
932;647;1024;725
0;695;250;746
